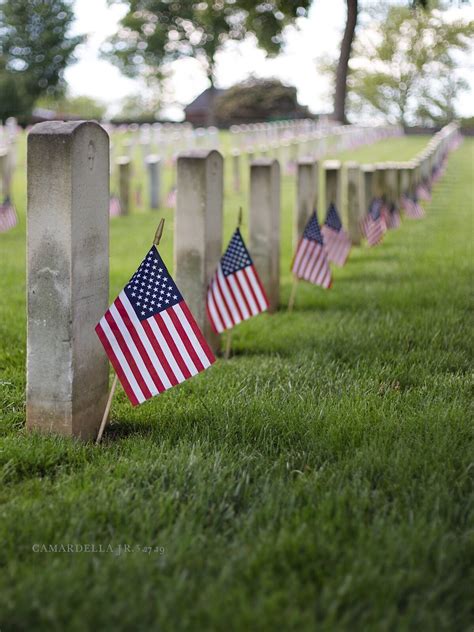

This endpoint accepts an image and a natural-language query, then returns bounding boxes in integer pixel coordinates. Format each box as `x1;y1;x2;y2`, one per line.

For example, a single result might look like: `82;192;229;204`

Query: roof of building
184;87;226;113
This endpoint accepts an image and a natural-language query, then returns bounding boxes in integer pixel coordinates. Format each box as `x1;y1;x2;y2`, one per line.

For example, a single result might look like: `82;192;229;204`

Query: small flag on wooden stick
207;227;269;334
401;194;425;219
361;198;386;247
0;197;18;233
109;195;122;217
321;203;351;267
291;211;332;289
95;221;215;406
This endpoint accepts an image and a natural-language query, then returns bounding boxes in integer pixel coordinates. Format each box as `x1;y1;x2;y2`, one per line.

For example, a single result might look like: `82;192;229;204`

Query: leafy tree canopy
36;93;107;120
0;0;83;121
103;0;310;84
347;4;474;126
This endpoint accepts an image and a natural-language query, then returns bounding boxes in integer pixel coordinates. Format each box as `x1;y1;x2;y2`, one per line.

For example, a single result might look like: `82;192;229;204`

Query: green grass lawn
0;134;473;631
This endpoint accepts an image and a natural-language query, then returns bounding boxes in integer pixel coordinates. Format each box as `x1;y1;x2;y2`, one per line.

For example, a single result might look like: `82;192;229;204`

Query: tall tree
103;0;311;85
347;5;473;125
333;0;358;124
331;0;434;124
0;0;83;121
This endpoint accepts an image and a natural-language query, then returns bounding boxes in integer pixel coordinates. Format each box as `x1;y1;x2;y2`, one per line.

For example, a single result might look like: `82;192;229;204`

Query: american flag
96;245;215;406
381;202;401;230
166;186;177;209
0;197;18;233
135;185;143;208
401;194;425;219
321;203;351;266
361;198;386;247
206;228;268;333
416;182;431;201
109;195;122;217
292;212;332;289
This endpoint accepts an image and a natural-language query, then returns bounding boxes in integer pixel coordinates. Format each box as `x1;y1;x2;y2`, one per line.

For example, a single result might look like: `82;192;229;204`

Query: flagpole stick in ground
96;217;166;444
223;208;243;360
288;276;299;312
96;373;118;444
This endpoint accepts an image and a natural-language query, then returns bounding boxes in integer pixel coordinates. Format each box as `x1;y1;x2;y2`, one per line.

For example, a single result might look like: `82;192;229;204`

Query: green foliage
0;0;83;121
0;131;473;629
215;78;309;126
347;5;474;125
103;0;310;84
36;94;107;120
112;93;162;123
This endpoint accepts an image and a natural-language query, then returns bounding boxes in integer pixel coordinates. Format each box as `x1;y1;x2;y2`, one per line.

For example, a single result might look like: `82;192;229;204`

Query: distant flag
109;195;122;217
207;228;268;333
135;185;143;208
388;203;401;229
361;198;385;247
286;160;297;176
380;201;401;230
416;181;431;201
321;203;351;266
292;212;332;288
96;245;215;406
401;194;425;219
166;186;177;209
0;197;18;233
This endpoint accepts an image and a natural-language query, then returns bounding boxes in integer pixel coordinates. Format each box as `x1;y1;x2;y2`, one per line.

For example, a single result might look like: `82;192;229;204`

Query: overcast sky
65;0;474;120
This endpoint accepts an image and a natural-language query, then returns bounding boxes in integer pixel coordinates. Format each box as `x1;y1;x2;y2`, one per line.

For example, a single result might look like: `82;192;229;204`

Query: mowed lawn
0;134;473;631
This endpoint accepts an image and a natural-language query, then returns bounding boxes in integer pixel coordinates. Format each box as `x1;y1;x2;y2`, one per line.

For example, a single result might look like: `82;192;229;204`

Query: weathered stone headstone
27;121;109;439
323;160;342;218
373;163;387;200
232;150;241;193
295;158;318;248
345;162;362;244
175;150;223;353
249;159;280;312
385;163;398;207
117;156;131;215
360;164;375;217
145;154;161;210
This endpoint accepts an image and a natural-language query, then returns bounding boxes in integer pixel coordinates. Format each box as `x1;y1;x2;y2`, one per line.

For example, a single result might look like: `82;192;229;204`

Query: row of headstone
24;120;460;439
106;121;402;214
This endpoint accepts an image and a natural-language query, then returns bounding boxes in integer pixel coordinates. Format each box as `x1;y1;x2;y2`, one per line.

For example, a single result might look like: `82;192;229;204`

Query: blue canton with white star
124;246;183;321
325;203;342;232
303;212;324;245
369;198;382;219
221;229;253;277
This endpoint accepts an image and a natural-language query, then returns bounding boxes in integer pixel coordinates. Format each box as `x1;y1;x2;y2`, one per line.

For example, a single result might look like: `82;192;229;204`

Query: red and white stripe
109;196;122;217
321;225;351;267
166;187;177;208
292;238;332;288
416;184;431;201
401;196;425;219
206;264;268;334
388;208;401;229
96;291;215;406
0;201;18;233
361;215;385;247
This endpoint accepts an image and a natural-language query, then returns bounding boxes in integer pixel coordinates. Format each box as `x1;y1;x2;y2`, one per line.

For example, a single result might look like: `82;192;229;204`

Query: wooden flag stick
224;208;244;360
96;218;166;444
288;276;299;312
153;217;165;245
96;373;118;444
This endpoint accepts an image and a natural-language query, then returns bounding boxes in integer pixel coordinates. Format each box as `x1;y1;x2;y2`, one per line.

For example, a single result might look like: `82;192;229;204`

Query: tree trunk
333;0;359;124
